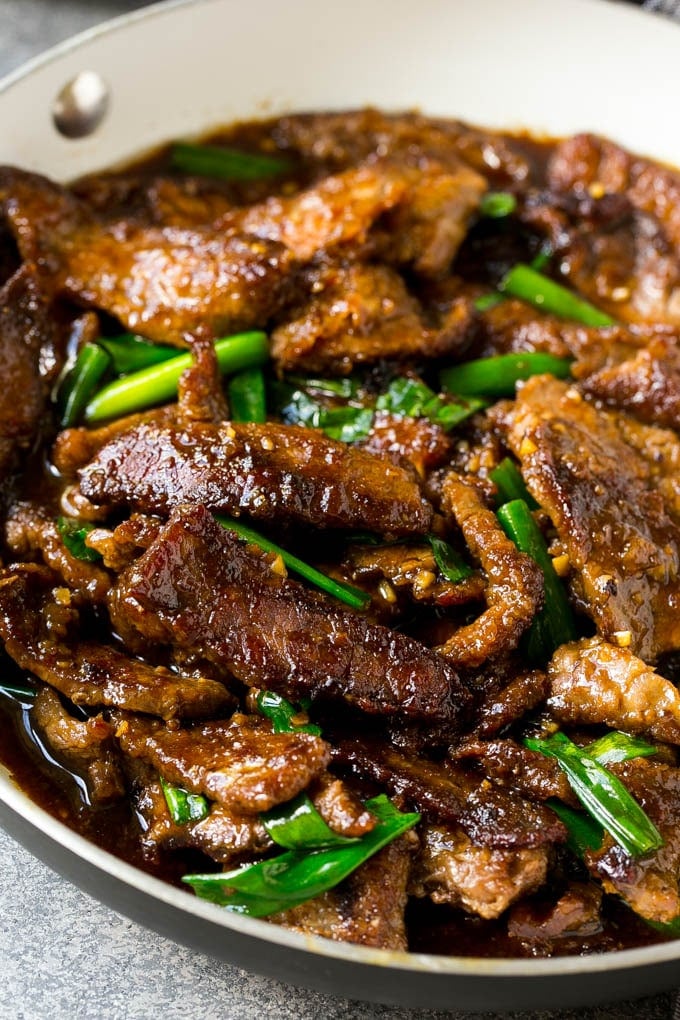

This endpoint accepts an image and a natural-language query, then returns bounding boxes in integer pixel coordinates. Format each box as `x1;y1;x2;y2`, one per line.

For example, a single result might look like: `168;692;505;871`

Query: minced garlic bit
260;436;275;451
377;580;397;604
53;587;72;606
612;630;632;648
551;554;571;578
611;286;631;302
413;569;436;595
588;181;605;199
519;437;537;457
269;554;287;577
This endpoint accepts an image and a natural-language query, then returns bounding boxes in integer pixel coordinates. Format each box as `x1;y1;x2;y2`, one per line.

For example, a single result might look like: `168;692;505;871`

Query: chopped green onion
440;352;572;398
548;799;604;856
489;457;538;509
171;141;291;181
479;191;517;218
499;263;615;327
215;515;370;611
584;731;659;767
58;343;112;427
84;331;268;422
56;517;102;563
256;690;321;737
182;794;419;917
262;792;358;850
530;250;552;273
644;916;680;938
286;376;358;399
376;377;485;432
496;499;577;662
426;535;473;584
228;367;267;424
526;731;663;858
0;680;35;699
160;777;209;825
98;334;177;375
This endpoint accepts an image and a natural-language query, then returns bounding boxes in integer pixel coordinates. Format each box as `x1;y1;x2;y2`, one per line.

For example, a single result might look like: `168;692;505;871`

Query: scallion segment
489;457;538;509
182;794;420;917
228;367;267;424
256;690;321;737
56;517;102;563
215;515;370;611
376;377;486;431
499;263;615;327
547;799;604;857
526;732;663;858
0;681;35;700
479;191;517;219
171;141;291;181
584;731;659;767
58;343;112;427
440;352;572;398
426;535;473;584
262;792;359;850
84;331;269;422
160;777;210;825
98;334;177;375
496;498;577;662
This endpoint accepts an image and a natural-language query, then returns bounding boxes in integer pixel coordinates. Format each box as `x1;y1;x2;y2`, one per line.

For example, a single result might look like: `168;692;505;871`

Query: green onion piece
286;376;358;399
182;794;420;917
215;515;370;611
548;799;604;856
56;517;102;563
473;292;505;313
530;250;552;273
440;352;572;398
84;331;268;422
496;499;577;662
0;681;35;699
98;334;177;375
322;407;374;443
426;535;473;583
526;731;664;857
644;916;680;938
228;367;267;424
160;777;209;825
58;344;112;427
262;792;359;850
489;457;538;509
585;731;659;767
256;690;321;737
479;191;517;218
499;263;615;327
171;141;291;181
376;377;485;431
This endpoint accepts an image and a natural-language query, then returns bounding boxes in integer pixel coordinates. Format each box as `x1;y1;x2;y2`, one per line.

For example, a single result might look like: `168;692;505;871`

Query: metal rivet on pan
52;71;110;139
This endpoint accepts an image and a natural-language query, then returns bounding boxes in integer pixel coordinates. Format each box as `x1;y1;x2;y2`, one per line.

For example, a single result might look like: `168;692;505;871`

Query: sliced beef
109;506;470;724
409;824;548;919
471;669;551;739
115;711;330;814
585;759;680;925
84;515;163;573
548;637;680;745
435;476;543;668
50;406;179;478
333;735;565;848
507;883;603;941
360;410;455;479
32;685;125;804
274;833;416;950
0;564;231;720
451;738;575;805
346;540;485;608
176;332;229;424
310;773;376;837
505;375;680;661
78;420;433;538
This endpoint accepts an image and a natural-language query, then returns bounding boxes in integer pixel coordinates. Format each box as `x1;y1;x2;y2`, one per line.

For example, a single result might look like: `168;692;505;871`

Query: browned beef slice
333;736;565;848
51;406;179;478
310;774;376;837
409;824;548;919
435;476;543;668
32;685;125;804
585;760;680;925
0;266;55;488
451;739;575;805
548;637;680;745
116;711;330;814
471;669;551;739
5;501;111;602
0;564;231;720
505;376;680;661
507;882;603;941
84;515;163;573
271;262;472;374
274;833;416;950
176;332;229;424
109;506;469;724
360;410;455;479
78;420;433;537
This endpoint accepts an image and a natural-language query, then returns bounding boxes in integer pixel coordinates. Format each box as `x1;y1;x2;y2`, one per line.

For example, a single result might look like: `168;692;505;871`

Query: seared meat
346;540;485;608
0;564;231;719
78;420;434;537
115;711;330;814
451;738;575;805
310;773;376;837
471;669;551;738
109;506;470;724
51;406;179;478
360;410;455;478
507;883;603;942
548;637;680;744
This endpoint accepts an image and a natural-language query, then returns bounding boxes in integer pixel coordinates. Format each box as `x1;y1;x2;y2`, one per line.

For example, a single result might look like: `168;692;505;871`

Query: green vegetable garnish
584;731;659;767
58;343;112;427
56;517;102;563
440;352;572;398
0;681;35;700
426;535;473;584
171;141;292;181
489;457;538;509
182;794;420;917
479;191;517;218
228;367;267;424
376;377;486;431
547;799;604;857
98;334;177;375
262;792;359;850
256;690;321;737
160;777;210;825
499;263;615;327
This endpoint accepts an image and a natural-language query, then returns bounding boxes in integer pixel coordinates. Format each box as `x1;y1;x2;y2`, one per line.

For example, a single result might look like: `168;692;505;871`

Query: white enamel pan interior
2;0;680;1010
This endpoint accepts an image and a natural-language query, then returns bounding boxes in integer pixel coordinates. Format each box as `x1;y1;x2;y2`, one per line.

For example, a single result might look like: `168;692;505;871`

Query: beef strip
333;735;565;848
507;883;603;941
77;420;433;538
435;475;544;668
585;759;680;925
84;515;163;573
109;505;470;724
176;331;229;424
451;739;576;805
32;685;125;804
0;564;232;720
409;824;548;919
360;411;455;479
310;773;376;837
548;637;680;745
115;711;330;814
504;375;680;661
471;669;551;738
50;406;179;478
274;832;416;950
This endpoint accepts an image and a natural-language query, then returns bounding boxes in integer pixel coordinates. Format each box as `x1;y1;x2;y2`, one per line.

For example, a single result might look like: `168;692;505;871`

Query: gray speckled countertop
0;2;677;1018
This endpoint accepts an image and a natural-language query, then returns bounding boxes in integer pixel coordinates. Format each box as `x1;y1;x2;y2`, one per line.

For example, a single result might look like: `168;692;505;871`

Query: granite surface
0;2;677;1018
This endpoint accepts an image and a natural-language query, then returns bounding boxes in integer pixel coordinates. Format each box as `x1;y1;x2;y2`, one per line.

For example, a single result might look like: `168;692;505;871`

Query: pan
1;0;680;1010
